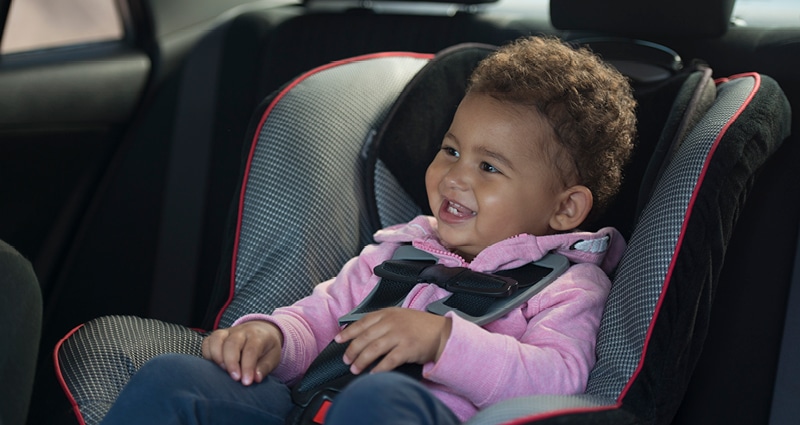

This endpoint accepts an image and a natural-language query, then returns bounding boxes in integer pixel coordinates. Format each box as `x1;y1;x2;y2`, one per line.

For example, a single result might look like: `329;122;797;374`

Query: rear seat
37;1;800;424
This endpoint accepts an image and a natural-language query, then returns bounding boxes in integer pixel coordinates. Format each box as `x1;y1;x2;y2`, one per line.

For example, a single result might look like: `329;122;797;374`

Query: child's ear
550;185;593;231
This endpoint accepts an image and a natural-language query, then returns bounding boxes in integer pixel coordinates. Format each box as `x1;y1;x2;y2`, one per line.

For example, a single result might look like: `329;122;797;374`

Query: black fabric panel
636;66;716;218
367;43;496;231
672;105;799;424
620;75;791;424
593;69;694;237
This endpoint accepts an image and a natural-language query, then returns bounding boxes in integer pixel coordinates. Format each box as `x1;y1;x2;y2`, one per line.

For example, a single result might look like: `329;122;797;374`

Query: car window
732;0;800;27
1;0;124;54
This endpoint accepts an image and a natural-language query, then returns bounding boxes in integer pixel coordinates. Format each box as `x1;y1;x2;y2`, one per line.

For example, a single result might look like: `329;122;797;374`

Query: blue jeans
99;353;292;425
100;353;461;425
325;369;460;425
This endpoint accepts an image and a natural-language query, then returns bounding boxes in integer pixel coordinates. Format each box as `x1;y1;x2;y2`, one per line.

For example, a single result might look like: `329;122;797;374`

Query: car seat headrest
365;43;497;232
551;0;736;38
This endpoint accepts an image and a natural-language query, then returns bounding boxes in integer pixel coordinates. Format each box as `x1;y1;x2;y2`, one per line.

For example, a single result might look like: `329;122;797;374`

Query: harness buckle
287;390;336;425
418;265;519;297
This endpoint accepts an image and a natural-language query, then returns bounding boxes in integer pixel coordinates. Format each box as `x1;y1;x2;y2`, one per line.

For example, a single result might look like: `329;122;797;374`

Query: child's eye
442;146;459;158
481;162;499;173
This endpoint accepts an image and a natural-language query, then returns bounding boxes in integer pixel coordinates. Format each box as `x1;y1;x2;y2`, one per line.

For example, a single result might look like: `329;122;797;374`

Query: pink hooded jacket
235;215;625;421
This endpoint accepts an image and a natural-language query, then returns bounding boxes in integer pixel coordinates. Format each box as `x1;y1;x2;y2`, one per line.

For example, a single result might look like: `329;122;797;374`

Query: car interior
0;0;798;424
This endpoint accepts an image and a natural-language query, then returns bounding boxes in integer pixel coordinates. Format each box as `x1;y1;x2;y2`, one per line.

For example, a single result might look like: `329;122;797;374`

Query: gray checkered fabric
55;55;429;425
586;76;756;397
467;394;615;424
218;55;429;326
374;158;422;228
56;316;205;425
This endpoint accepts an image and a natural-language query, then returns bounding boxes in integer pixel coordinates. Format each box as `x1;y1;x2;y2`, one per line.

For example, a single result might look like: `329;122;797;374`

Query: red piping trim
53;323;88;425
501;403;619;425
213;51;433;329
613;73;761;402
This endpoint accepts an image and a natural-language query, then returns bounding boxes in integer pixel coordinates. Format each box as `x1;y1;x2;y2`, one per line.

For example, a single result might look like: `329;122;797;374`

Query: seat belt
769;225;800;425
287;244;570;425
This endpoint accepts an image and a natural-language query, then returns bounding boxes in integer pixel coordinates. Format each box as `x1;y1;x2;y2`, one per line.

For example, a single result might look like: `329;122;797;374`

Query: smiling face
425;93;589;260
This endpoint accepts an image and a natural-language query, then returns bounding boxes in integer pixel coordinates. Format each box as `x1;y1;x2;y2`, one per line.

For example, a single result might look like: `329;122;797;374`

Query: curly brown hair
467;36;637;224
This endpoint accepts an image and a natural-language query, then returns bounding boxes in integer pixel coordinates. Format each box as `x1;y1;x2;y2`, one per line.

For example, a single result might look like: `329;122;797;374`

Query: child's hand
334;307;452;375
201;321;284;386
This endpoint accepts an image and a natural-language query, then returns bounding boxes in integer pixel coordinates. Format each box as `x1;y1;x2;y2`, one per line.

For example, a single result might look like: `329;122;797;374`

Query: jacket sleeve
233;242;395;384
421;262;611;408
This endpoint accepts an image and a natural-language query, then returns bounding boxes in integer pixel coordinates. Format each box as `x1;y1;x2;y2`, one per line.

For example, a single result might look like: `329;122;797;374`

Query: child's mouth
441;200;476;220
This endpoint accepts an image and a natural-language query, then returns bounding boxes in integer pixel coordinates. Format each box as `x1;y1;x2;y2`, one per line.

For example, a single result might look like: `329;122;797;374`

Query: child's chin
439;236;481;259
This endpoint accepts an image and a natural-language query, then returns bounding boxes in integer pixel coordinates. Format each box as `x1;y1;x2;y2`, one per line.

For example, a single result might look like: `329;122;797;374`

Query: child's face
425;93;568;260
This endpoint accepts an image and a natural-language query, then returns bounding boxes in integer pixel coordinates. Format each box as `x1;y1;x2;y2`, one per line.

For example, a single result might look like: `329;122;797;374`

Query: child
100;35;636;425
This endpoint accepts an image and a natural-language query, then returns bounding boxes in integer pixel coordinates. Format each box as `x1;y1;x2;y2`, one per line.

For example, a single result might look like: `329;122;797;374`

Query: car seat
54;39;791;425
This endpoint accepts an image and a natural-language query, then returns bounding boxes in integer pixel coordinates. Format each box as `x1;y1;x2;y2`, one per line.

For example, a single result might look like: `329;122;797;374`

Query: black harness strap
286;246;570;425
342;260;436;319
439;262;555;318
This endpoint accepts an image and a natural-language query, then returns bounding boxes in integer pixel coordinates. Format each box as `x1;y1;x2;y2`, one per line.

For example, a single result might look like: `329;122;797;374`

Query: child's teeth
447;201;474;216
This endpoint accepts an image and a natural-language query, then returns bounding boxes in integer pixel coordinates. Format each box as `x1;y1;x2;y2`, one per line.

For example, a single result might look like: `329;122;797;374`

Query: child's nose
443;163;470;190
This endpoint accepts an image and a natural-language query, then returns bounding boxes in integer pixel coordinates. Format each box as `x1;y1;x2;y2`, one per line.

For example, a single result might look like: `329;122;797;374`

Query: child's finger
220;332;245;381
201;333;213;360
368;347;408;374
238;334;278;385
202;330;228;367
238;339;263;386
345;330;396;374
334;311;381;343
254;348;281;383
